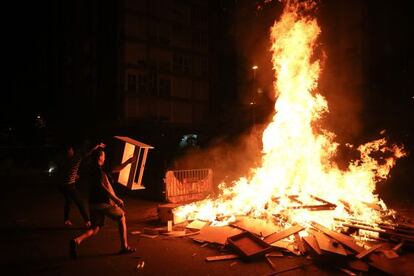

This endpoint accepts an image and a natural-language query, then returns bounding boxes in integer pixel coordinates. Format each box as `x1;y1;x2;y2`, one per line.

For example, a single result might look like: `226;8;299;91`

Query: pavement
1;169;414;275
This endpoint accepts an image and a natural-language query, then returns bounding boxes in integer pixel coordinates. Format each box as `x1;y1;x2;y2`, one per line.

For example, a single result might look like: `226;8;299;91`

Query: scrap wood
140;233;158;239
286;195;336;210
227;231;273;259
287;204;336;211
164;230;187;237
205;254;239;262
264;224;305;244
336;217;414;236
231;216;279;237
288;195;303;204
367;253;401;275
302;234;322;255
308;228;348;256
271;240;301;255
264;257;312;276
339;200;352;213
309;194;336;208
392;241;404;252
186;220;208;230
356;243;387;259
266;251;284;257
143;227;159;235
347;259;369;272
341;223;414;242
181;231;200;237
379;249;399;259
294;233;306;254
265;256;276;270
191;225;242;245
339;267;357;276
311;222;364;253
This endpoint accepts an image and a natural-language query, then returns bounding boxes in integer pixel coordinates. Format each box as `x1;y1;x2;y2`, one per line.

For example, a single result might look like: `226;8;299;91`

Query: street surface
1;170;414;275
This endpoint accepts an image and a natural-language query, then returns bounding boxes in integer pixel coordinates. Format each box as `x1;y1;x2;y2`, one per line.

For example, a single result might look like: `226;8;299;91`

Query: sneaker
69;239;78;259
85;221;91;228
64;220;73;226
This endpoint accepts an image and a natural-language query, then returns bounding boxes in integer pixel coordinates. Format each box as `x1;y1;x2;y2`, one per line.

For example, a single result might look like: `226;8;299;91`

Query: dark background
1;0;413;199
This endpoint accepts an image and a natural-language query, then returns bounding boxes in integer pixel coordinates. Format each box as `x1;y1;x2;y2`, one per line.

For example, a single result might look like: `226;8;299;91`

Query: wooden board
186;220;208;230
205;254;239;262
264;224;305;244
303;234;322;255
356;243;386;259
311;230;348;256
294;233;306;254
227;231;273;259
191;225;242;245
231;216;279;237
311;222;364;253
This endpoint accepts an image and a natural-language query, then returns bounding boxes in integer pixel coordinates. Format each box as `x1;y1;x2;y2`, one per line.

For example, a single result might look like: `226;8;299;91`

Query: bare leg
70;227;100;259
118;215;128;249
75;226;100;245
117;216;135;254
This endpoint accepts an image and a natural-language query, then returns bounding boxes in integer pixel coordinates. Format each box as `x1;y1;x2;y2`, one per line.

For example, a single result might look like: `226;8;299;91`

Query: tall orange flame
175;0;405;230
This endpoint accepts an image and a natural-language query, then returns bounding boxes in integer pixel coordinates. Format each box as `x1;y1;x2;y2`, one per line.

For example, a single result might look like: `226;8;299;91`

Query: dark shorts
89;204;125;228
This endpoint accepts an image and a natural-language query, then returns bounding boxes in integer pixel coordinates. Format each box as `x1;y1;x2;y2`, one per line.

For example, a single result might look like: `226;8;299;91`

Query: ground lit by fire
174;1;405;235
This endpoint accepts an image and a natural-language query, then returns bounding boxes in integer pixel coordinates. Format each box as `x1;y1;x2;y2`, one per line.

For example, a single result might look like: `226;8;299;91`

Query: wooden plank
310;222;364;253
271;240;301;255
205;254;239;262
303;234;322;255
191;225;242;245
266;251;284;257
264;224;305;244
367;253;400;275
288;195;303;204
264;258;312;276
341;223;414;242
287;204;336;211
339;267;357;276
309;194;336;207
392;241;404;252
310;230;348;255
186;220;208;230
379;249;399;259
265;256;276;270
347;259;369;272
294;233;306;254
231;216;279;237
356;243;386;259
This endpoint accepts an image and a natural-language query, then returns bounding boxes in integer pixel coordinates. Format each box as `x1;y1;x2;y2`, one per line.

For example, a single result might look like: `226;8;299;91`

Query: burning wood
163;0;412;274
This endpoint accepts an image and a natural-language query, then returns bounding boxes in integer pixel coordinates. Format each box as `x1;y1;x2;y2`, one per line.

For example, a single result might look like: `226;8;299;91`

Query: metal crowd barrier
164;168;213;203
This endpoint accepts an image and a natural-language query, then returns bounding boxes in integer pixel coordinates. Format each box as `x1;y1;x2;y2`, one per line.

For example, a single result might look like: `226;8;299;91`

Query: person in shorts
70;147;136;259
58;142;104;227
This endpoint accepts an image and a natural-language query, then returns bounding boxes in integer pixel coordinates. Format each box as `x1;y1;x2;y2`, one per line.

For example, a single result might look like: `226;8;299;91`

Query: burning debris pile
157;0;413;274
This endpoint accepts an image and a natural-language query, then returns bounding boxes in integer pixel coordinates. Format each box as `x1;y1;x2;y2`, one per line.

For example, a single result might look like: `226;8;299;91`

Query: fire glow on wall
115;136;154;190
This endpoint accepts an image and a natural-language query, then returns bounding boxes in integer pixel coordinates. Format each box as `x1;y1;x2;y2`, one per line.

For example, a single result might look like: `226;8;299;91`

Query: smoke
172;126;267;190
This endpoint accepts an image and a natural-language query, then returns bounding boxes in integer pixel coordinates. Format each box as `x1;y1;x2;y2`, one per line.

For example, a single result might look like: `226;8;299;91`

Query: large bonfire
174;0;405;232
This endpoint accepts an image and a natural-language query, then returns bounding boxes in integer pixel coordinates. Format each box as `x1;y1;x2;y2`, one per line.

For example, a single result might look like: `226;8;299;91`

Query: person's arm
111;155;137;173
81;143;106;160
100;172;124;207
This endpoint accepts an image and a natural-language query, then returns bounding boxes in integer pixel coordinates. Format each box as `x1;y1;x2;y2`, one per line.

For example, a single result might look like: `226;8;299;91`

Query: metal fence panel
164;168;213;203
